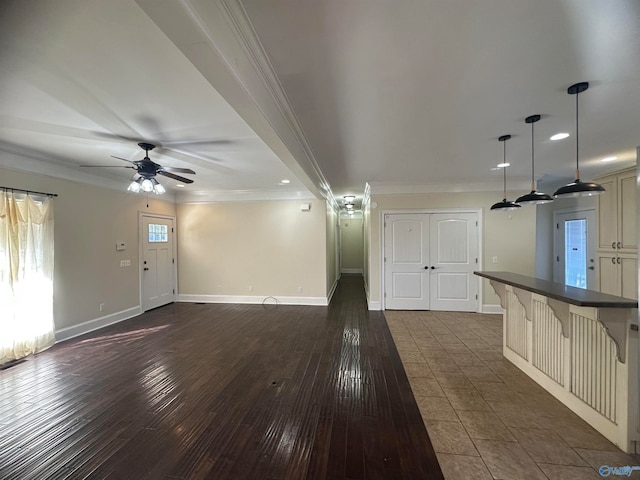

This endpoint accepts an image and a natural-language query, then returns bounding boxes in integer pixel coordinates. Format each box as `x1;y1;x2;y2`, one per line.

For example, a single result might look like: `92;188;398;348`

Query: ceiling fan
81;142;195;194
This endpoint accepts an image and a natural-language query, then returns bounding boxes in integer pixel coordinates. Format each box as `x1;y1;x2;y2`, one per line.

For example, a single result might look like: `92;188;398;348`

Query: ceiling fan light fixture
553;82;605;198
127;179;142;193
491;135;521;212
151;178;166;195
141;178;154;193
516;114;553;206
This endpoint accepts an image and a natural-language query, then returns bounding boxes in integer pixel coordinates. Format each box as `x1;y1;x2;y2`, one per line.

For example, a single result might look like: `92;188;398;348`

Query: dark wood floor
0;275;443;479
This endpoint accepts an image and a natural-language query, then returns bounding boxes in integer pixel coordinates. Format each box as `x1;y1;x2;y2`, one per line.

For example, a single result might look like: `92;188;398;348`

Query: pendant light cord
575;90;580;177
503;140;507;199
531;121;535;188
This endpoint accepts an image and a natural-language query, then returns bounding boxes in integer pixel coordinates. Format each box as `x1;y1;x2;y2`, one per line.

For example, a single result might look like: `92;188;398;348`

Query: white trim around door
139;212;178;312
380;209;482;312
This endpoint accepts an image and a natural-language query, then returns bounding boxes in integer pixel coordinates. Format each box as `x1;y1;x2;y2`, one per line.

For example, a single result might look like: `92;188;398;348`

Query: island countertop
474;271;638;309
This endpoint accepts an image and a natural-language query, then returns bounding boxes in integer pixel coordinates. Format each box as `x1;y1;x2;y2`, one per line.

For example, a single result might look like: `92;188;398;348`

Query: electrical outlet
249;285;254;292
298;286;303;293
99;303;105;312
492;256;498;264
120;259;131;267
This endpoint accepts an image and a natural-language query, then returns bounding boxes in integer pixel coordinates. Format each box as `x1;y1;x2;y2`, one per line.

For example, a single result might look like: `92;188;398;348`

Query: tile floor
384;310;640;480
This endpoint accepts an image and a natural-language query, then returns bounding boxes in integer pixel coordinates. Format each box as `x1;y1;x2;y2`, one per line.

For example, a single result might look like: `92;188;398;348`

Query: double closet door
384;212;479;311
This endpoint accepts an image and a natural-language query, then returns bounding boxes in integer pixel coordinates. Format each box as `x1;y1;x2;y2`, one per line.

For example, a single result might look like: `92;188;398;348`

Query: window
148;223;168;243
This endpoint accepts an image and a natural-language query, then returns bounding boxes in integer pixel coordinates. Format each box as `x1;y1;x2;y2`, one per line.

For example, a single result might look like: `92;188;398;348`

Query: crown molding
176;188;315;204
367;178;533;196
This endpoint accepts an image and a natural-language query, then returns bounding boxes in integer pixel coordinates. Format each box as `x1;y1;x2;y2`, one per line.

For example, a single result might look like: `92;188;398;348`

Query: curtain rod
0;185;58;197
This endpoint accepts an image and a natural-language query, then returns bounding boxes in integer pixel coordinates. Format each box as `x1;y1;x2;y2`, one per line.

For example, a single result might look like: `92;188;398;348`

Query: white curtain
0;190;55;364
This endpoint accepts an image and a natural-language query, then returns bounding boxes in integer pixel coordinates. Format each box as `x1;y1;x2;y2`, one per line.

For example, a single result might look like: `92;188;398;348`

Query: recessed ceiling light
601;156;618;162
280;179;290;184
496;163;510;168
550;132;570;141
175;184;186;188
343;195;356;202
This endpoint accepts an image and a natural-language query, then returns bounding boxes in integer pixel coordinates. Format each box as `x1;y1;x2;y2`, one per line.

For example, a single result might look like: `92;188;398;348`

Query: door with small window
141;215;175;311
554;209;596;290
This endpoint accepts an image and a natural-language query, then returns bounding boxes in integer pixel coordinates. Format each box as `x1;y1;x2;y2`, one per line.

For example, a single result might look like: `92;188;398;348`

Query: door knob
424;266;429;269
588;266;595;270
143;267;149;271
431;266;436;269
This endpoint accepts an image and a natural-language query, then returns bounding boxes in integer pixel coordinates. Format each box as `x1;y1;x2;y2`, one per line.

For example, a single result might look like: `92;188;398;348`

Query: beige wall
326;201;339;294
366;191;537;308
0;166;176;332
340;216;364;272
177;199;327;300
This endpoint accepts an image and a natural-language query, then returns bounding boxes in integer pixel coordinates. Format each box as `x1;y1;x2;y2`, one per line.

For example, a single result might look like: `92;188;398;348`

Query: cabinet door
619;254;638;300
597;175;618;250
618;171;637;251
597;253;620;296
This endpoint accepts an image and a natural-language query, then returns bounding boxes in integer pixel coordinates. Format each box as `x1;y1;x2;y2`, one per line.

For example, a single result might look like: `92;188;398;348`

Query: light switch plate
116;242;126;251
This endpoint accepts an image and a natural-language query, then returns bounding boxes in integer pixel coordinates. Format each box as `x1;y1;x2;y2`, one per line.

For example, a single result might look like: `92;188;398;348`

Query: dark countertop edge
474;271;638;309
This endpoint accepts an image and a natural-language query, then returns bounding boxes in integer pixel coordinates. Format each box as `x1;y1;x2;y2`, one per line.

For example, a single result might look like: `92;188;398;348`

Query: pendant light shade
553;82;605;198
491;135;521;211
516;115;553;205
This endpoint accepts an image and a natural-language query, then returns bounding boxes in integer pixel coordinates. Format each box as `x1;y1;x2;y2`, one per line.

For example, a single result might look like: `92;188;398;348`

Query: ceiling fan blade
157;147;234;175
157;171;194;184
160;166;196;174
111;155;137;164
80;165;135;168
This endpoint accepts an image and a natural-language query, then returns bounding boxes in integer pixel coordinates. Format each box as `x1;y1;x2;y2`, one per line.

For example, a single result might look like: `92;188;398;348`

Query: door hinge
172;258;175;264
173;289;175;294
556;223;559;229
475;294;478;300
556;256;560;262
475;257;478;264
172;227;174;233
384;257;387;262
475;221;478;227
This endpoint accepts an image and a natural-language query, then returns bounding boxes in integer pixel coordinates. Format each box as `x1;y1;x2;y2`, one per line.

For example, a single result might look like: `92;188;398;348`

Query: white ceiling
1;0;639;207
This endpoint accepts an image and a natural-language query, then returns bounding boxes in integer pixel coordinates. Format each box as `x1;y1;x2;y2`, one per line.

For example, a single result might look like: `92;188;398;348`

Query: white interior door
384;214;430;310
429;213;479;311
554;210;596;289
142;215;175;311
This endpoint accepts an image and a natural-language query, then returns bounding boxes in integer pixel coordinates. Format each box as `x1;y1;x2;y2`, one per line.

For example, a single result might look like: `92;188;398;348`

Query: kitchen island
475;271;639;453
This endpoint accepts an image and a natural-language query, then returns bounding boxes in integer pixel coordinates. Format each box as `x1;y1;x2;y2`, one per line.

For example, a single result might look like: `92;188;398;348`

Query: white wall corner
55;306;142;343
327;278;339;305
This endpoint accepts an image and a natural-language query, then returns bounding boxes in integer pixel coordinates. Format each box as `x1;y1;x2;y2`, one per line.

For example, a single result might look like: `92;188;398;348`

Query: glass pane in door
565;219;587;288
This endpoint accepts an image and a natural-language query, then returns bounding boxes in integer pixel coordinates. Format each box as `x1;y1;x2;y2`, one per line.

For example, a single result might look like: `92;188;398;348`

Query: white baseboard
341;268;363;274
177;294;329;306
481;304;504;314
368;301;382;310
55;306;142;342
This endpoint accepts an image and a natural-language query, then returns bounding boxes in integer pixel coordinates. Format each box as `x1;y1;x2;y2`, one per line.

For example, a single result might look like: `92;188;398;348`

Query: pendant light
491;135;521;211
553;82;605;197
516;115;553;205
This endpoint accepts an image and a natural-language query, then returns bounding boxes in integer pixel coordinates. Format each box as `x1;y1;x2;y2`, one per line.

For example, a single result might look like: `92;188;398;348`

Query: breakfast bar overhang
475;271;639;454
